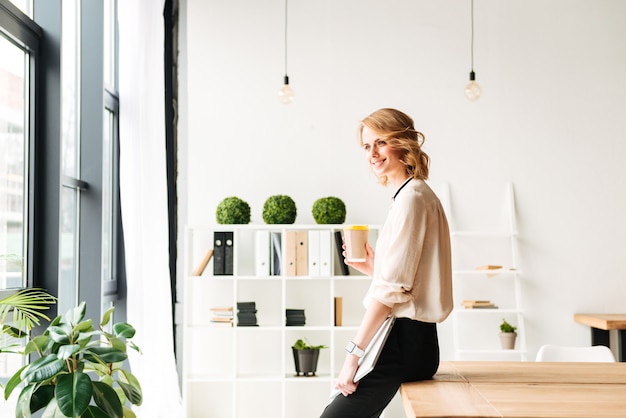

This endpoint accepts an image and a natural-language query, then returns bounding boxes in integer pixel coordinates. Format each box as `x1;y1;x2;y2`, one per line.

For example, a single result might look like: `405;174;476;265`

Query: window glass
102;109;113;281
6;0;32;17
0;34;27;290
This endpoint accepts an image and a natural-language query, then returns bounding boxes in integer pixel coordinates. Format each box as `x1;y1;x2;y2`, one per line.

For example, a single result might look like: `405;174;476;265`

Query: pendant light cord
284;0;289;77
470;0;475;73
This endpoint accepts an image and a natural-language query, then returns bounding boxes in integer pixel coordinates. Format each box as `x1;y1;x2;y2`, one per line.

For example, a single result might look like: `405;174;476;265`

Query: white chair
536;344;616;362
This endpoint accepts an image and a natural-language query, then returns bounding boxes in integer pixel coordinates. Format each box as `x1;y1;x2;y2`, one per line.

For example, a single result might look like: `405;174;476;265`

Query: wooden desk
401;361;626;417
574;313;626;361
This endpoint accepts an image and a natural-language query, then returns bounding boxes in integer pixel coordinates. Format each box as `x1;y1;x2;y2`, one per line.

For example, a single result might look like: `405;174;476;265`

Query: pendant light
465;0;481;101
278;0;294;104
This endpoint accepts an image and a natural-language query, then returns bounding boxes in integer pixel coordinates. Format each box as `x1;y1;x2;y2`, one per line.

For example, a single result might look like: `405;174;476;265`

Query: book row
194;230;349;277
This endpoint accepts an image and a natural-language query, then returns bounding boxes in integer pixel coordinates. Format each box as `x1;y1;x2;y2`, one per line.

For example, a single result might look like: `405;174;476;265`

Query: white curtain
118;1;183;416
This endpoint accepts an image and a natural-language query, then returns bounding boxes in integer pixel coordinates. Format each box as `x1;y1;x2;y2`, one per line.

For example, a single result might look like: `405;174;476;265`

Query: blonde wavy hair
359;108;430;186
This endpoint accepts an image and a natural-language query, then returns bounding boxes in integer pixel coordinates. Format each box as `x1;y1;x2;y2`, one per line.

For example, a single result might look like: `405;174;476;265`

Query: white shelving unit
442;183;527;361
182;224;379;418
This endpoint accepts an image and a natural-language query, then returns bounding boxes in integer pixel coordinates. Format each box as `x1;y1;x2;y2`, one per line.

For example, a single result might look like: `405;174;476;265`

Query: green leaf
4;364;28;399
30;384;55;413
113;322;136;339
85;346;128;364
115;369;143;406
65;302;86;326
123;406;137;418
22;354;66;384
101;307;115;327
75;319;94;333
56;372;92;417
57;344;81;360
0;288;56;334
92;381;123;418
2;324;28;338
81;405;112;418
24;334;51;355
16;384;36;418
41;396;65;418
48;324;72;344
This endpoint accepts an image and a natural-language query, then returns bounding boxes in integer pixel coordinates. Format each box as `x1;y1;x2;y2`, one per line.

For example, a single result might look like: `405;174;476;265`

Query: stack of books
237;301;258;326
210;306;234;327
462;299;498;309
285;309;306;326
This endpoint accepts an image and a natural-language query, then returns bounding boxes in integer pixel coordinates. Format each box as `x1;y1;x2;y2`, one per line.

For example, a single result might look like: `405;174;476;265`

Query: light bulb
278;75;294;104
465;71;481;101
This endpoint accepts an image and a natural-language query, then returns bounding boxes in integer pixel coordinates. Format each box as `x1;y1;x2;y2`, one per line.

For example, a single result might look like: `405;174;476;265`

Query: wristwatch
345;341;365;358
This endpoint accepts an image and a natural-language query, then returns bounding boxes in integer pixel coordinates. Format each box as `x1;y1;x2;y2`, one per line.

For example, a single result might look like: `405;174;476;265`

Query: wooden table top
574;313;626;330
401;361;626;418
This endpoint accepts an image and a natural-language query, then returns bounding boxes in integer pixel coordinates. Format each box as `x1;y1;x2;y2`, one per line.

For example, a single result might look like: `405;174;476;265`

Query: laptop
329;315;396;400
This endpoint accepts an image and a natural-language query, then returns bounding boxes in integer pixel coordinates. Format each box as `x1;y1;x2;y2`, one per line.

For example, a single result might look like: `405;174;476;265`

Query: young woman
320;108;453;418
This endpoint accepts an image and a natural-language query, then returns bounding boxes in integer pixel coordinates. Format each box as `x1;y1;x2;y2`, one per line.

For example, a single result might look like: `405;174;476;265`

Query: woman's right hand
343;242;375;276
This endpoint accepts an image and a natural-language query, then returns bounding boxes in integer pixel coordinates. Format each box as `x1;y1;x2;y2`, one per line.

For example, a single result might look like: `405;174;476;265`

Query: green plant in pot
292;339;327;377
216;196;251;224
311;196;346;224
262;195;297;224
499;318;518;350
3;300;143;418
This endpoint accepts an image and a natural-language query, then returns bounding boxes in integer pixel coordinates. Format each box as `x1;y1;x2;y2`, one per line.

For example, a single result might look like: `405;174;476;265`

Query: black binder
224;232;234;275
213;232;226;275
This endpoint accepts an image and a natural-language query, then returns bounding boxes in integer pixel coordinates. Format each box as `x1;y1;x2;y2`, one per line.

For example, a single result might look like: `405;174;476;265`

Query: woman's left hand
334;354;360;396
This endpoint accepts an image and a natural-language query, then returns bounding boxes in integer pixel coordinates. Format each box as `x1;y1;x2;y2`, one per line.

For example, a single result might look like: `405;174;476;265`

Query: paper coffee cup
343;225;369;262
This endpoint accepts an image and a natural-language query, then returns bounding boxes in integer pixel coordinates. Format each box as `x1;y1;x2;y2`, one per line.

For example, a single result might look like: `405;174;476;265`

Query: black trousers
320;318;439;418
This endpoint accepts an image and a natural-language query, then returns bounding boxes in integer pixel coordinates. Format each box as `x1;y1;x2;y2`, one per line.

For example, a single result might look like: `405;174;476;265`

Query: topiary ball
262;195;297;224
311;196;346;224
216;196;251;224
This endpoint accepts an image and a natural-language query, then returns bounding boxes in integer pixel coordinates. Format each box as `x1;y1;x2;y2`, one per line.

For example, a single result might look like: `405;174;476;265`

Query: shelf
182;224;378;417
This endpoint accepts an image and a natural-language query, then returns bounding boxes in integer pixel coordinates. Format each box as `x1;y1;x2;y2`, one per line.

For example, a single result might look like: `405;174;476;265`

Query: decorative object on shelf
262;194;297;224
277;0;294;104
237;301;258;326
499;318;518;349
215;196;251;224
285;308;305;326
462;299;497;309
292;339;327;376
4;301;142;417
464;0;482;101
311;196;346;224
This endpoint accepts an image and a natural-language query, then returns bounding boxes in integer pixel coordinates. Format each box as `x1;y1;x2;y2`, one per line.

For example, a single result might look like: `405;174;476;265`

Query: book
308;230;320;276
224;232;234;275
284;231;297;276
334;231;349;276
270;232;282;276
192;248;213;276
295;230;308;276
334;297;343;326
319;230;332;276
255;230;271;276
213;232;226;275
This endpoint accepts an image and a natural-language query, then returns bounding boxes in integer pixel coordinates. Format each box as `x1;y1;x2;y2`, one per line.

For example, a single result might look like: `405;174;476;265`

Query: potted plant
216;196;251;224
499;318;518;350
292;339;326;377
311;196;346;224
262;195;297;224
3;300;143;418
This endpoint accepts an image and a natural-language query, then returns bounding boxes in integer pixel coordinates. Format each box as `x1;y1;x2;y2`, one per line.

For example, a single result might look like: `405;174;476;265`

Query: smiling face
360;125;407;188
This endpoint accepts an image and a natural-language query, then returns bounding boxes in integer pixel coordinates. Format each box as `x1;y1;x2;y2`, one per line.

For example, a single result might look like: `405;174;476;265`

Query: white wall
179;0;626;363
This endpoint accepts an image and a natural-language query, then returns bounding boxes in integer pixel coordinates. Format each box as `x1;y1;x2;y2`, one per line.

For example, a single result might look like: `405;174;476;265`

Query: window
0;0;125;407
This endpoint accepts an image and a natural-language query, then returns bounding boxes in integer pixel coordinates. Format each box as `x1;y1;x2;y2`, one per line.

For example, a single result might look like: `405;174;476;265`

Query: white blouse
363;179;453;323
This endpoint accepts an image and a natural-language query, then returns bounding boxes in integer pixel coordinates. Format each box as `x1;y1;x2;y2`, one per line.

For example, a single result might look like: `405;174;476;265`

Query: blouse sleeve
370;192;432;307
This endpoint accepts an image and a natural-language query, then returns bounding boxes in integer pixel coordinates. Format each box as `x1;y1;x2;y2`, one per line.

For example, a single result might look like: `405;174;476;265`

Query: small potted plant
216;196;251;224
311;196;346;224
262;195;297;224
292;338;327;376
499;318;518;350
